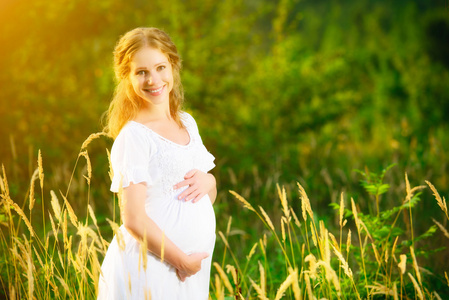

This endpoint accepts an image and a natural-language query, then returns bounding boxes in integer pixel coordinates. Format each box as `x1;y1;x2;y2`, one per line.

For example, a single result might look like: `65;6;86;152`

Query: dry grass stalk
281;217;286;242
259;205;275;232
371;243;381;265
339;192;345;227
145;288;151;300
79;150;92;184
258;260;266;295
81;132;107;149
106;148;114;181
277;184;290;219
304;273;314;300
63;211;68;247
88;204;98;226
391;236;399;261
33;246;44;269
247;243;258;261
230;190;256;212
226;216;232;235
60;192;79;227
107;219;126;251
0;171;5;194
26;249;34;299
38;150;44;190
331;244;353;278
49;213;58;237
432;218;449;239
346;229;351;255
289;268;301;300
366;282;394;296
56;275;72;297
29;168;38;211
425;180;448;219
218;231;230;249
351;198;360;231
160;231;165;263
249;278;268;300
214;274;224;300
310;222;317;247
139;230;148;271
434;290;443;300
291;208;301;228
1;164;9;196
445;271;449;287
328;232;339;251
50;190;62;222
9;199;35;237
317;260;340;292
297;182;313;221
410;247;422;286
274;270;295;300
226;265;238;285
405;173;411;203
304;254;318;280
393;283;398;300
408;272;424;300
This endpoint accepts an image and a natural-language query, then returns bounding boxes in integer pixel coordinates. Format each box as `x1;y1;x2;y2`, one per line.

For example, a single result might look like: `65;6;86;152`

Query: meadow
1;135;449;299
1;0;449;298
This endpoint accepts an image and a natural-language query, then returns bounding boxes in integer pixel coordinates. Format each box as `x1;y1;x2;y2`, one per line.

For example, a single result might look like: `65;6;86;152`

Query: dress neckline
129;119;192;147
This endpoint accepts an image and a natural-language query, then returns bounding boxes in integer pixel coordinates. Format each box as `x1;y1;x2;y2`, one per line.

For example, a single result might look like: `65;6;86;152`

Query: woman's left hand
174;169;216;203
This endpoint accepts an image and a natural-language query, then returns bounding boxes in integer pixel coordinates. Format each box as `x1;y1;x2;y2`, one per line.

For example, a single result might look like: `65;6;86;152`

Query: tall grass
1;134;448;299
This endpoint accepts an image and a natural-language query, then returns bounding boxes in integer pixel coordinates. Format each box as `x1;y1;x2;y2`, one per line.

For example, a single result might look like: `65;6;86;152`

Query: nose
147;74;153;85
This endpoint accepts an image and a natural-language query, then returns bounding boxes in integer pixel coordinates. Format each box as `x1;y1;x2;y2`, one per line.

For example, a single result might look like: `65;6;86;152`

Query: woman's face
129;47;173;108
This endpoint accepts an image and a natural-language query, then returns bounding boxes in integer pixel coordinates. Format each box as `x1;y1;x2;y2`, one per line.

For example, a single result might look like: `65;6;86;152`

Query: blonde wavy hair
103;27;184;139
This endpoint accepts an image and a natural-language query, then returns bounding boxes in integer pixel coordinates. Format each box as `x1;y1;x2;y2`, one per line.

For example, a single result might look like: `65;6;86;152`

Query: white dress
98;112;216;300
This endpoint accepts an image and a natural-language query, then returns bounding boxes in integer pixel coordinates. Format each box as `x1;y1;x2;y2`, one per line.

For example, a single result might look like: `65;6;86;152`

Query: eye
157;65;166;71
136;70;147;76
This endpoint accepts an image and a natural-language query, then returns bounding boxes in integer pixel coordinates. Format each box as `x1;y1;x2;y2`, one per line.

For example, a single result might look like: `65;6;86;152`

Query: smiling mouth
144;85;165;95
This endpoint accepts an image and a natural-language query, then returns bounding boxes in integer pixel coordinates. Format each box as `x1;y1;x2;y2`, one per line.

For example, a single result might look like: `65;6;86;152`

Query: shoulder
112;121;153;151
180;111;198;128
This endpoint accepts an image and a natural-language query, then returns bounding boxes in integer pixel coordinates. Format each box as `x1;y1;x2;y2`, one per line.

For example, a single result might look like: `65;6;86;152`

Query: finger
191;192;205;203
186;189;201;202
178;186;197;200
184;169;197;179
173;178;193;190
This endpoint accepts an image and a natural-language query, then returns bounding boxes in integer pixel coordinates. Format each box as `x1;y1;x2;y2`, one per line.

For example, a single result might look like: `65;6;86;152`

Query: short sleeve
110;124;155;192
182;112;216;173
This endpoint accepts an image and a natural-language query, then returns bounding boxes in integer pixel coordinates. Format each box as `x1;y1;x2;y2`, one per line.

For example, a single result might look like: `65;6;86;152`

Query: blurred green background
1;0;448;272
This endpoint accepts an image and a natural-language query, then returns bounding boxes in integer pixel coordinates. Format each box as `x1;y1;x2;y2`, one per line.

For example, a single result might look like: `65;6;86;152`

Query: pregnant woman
98;27;217;299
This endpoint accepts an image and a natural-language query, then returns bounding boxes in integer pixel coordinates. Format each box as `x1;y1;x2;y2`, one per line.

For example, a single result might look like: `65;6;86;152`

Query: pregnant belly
147;195;216;254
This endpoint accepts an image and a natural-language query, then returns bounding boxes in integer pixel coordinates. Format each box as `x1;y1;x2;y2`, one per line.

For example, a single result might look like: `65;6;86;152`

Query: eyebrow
134;62;168;70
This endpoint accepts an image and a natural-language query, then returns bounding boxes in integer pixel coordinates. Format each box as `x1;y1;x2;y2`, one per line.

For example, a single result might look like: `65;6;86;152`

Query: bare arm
122;182;208;280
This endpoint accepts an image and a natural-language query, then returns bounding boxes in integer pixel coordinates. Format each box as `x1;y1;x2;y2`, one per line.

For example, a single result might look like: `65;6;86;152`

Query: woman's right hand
176;252;209;282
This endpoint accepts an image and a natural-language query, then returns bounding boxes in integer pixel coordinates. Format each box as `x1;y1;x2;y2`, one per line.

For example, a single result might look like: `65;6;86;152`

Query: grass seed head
410;247;422;286
259;205;275;232
274;271;295;300
432;218;449;239
38;150;44;189
29;168;38;211
213;262;234;295
230;190;256;212
408;272;424;300
81;132;106;150
61;192;78;227
50;190;62;223
339;192;345;227
398;254;407;274
426;180;448;219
